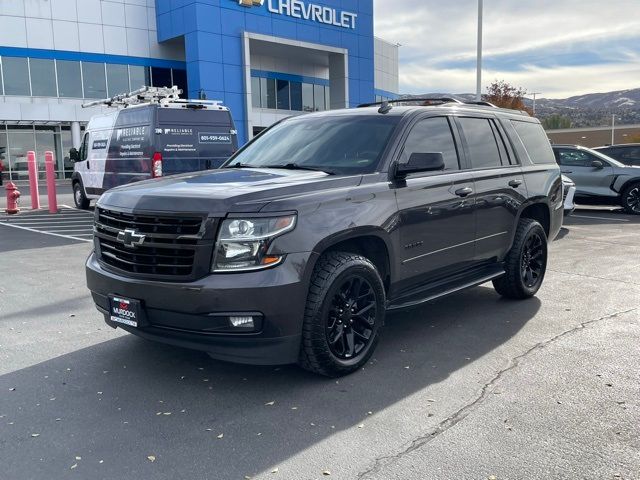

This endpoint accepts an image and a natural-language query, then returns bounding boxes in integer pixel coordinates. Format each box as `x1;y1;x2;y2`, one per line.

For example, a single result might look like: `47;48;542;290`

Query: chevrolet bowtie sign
236;0;357;29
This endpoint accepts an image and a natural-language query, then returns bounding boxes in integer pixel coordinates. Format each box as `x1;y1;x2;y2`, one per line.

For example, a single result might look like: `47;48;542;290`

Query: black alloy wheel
622;184;640;214
493;218;548;299
521;232;544;288
299;251;385;377
326;275;377;360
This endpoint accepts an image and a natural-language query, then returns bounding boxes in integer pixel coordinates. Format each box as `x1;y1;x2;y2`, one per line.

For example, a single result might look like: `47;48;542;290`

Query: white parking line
0;221;92;243
571;215;629;222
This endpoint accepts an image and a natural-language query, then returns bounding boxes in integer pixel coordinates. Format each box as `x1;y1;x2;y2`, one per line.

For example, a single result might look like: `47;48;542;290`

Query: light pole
611;114;616;145
476;0;483;102
529;92;541;115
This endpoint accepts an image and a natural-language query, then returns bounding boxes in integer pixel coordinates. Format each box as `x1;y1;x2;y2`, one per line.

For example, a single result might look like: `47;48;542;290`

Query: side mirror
69;148;80;162
396;152;445;178
591;160;604;169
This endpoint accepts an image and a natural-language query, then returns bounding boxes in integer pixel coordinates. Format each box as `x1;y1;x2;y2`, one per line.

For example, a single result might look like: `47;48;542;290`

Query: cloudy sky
374;0;640;99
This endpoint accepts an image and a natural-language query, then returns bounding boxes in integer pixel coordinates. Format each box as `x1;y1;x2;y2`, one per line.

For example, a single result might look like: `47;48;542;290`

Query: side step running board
386;269;505;311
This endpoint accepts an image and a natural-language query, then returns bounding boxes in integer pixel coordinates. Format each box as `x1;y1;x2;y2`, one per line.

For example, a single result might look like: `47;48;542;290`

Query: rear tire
621;183;640;215
298;251;385;377
73;181;90;210
493;218;548;299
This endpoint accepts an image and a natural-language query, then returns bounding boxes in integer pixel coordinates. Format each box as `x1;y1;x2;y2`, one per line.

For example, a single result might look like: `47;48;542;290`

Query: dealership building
0;0;399;180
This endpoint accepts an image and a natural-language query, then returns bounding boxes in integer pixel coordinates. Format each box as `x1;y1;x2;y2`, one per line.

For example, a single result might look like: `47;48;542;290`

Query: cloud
374;0;640;98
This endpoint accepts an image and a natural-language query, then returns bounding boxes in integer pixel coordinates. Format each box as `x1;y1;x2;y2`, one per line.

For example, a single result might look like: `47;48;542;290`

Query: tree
542;114;572;130
485;80;532;114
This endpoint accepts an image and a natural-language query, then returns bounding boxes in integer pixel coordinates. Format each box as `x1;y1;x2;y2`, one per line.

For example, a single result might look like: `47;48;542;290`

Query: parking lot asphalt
0;208;638;480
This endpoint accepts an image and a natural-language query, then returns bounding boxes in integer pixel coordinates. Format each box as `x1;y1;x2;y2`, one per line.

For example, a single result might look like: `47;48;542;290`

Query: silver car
552;144;640;214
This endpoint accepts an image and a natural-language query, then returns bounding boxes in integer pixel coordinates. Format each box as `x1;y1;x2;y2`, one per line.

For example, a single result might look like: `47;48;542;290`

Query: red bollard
5;182;21;214
45;151;58;213
27;150;40;210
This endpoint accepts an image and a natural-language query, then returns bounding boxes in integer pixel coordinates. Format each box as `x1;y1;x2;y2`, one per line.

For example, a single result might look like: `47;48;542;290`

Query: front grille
94;208;210;279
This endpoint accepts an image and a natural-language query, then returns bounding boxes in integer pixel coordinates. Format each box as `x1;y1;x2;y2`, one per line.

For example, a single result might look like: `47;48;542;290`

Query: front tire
493;218;548;299
298;252;386;377
73;181;90;210
621;183;640;215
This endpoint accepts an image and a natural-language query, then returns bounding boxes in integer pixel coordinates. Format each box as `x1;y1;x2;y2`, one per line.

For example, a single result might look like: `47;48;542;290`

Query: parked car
594;144;640;166
86;99;563;377
552;144;640;214
562;175;576;215
70;90;237;210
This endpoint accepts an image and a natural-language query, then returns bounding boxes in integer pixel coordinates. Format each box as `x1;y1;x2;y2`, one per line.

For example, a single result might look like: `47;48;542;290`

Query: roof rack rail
357;97;464;108
463;100;499;108
80;86;225;109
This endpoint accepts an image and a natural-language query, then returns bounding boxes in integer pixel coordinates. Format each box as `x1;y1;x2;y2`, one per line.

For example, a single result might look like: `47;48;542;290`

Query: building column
71;121;82;149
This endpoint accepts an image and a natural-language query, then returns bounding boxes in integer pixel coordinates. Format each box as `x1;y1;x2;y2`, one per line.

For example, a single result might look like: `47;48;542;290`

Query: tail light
152;152;163;178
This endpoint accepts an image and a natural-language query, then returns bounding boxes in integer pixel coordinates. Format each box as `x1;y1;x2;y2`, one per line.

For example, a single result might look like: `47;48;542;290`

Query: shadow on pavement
0;286;540;479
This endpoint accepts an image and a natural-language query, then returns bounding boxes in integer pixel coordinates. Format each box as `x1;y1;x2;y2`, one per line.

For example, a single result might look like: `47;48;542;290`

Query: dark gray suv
86;100;563;376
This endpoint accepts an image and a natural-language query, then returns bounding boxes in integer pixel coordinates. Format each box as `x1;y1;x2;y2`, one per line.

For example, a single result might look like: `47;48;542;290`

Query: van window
401;117;460;171
511;120;556;164
115;107;153;127
458;117;502;169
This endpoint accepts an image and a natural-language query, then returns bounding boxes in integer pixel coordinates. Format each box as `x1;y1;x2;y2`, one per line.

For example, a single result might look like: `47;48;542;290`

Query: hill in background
400;89;640;128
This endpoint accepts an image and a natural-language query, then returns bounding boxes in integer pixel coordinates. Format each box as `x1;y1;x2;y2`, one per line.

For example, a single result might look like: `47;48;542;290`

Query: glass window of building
290;82;302;111
60;126;74;178
302;83;314;112
172;69;187;98
325;86;331;110
0;128;8;177
0;61;4;94
314;84;325;111
82;62;107;99
251;77;261;108
129;65;151;90
107;64;130;97
29;58;58;97
2;57;30;96
57;60;83;98
35;126;63;178
276;80;290;110
265;78;276;109
151;67;172;88
7;125;34;180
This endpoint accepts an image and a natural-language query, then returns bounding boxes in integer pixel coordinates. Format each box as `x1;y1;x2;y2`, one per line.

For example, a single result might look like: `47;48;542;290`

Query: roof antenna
378;100;392;114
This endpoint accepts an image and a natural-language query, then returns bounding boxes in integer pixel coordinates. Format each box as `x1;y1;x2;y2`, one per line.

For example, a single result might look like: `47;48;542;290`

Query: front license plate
109;296;141;327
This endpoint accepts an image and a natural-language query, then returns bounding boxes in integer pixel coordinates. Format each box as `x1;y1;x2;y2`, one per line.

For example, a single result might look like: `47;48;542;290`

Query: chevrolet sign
236;0;357;30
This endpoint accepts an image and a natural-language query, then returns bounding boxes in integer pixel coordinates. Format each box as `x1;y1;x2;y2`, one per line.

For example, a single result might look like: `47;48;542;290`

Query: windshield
224;114;401;175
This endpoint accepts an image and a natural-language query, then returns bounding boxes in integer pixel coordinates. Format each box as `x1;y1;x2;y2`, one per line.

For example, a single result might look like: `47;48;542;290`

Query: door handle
455;187;473;197
508;179;522;188
561;170;572;174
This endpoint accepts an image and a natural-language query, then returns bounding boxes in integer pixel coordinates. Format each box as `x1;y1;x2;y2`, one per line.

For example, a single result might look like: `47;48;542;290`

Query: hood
97;168;362;215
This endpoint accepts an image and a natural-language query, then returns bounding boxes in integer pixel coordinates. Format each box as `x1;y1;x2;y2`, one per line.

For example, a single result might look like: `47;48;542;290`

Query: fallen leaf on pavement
265;401;275;406
147;455;156;462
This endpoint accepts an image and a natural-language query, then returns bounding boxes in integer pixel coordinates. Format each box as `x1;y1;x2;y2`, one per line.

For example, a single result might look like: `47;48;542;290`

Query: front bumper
86;251;317;365
564;185;577;215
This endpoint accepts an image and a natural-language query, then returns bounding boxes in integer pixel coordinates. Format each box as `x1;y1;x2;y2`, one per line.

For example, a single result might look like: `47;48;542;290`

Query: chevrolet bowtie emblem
116;228;146;249
238;0;264;6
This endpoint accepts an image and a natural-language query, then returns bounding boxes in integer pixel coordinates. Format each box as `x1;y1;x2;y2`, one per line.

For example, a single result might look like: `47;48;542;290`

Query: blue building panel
157;0;379;145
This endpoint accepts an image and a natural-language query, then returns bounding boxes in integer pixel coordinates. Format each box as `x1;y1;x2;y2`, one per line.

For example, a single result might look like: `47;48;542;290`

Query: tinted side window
458;117;501;169
401;117;460;171
511;120;556;164
555;148;597;167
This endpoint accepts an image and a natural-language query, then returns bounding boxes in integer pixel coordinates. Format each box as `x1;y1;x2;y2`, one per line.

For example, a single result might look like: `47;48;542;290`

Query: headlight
212;215;296;272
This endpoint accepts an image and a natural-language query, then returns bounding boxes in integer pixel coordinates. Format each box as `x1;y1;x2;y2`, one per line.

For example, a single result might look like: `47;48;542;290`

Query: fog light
229;316;255;328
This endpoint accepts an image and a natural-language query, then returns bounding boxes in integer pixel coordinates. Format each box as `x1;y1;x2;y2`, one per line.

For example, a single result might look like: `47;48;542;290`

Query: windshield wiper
265;163;335;175
226;162;251;168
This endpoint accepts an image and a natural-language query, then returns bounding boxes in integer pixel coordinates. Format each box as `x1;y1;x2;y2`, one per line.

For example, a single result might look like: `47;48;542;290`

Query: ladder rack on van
81;86;227;111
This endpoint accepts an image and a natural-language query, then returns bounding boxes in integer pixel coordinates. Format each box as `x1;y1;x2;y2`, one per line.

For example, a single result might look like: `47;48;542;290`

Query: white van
70;95;238;209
